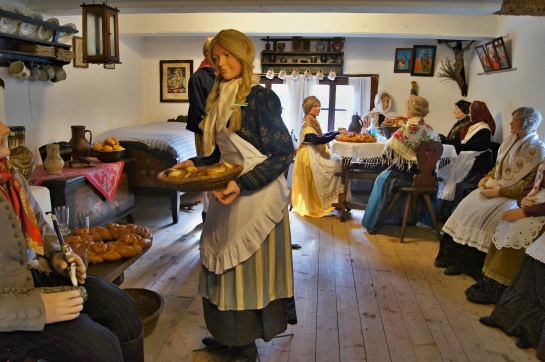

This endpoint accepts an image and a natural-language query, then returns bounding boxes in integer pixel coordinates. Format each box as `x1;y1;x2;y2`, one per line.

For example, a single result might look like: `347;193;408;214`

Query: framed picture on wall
411;45;436;77
72;36;88;68
475;45;493;73
485;41;502;71
394;48;413;73
492;37;511;70
160;60;193;102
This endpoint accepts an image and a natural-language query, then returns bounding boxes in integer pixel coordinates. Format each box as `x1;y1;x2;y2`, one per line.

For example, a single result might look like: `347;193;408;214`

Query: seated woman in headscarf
362;91;396;131
362;95;440;234
464;157;545;305
436;100;496;222
436;107;545;280
291;96;343;217
479;212;545;357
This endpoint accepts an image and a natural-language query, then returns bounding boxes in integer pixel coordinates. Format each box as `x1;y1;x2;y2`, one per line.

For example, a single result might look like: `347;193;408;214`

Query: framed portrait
394;48;413;73
411;45;437;77
492;37;511;70
485;41;501;71
72;36;88;68
475;45;492;73
160;60;193;102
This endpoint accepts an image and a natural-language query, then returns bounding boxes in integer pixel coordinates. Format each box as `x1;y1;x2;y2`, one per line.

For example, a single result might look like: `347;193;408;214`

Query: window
260;75;378;132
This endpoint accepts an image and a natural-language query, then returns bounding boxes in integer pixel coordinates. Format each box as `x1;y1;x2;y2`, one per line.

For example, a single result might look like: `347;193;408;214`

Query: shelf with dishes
260;53;344;74
0;8;77;69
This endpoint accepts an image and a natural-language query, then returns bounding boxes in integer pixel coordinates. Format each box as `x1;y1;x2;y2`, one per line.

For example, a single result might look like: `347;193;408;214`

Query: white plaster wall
1;15;146;160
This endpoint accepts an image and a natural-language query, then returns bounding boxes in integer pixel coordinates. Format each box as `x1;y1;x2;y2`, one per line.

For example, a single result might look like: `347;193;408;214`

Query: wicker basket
157;164;243;193
124;288;164;338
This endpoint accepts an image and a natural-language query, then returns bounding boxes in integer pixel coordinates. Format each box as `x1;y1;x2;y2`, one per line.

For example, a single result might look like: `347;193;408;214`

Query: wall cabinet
0;9;78;67
260;36;345;74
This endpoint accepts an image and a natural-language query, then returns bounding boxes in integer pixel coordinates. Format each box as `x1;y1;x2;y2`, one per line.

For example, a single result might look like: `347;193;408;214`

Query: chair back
412;140;443;188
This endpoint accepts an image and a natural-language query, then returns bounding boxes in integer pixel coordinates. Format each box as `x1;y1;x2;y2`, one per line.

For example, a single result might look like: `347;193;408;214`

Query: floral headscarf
385;117;440;169
461;101;496;139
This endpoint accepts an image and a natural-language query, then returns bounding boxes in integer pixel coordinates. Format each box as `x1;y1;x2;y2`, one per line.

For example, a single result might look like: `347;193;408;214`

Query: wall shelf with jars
0;9;78;68
260;36;345;74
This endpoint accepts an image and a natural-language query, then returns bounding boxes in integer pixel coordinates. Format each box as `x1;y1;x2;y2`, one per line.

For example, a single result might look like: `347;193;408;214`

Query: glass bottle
8;126;35;179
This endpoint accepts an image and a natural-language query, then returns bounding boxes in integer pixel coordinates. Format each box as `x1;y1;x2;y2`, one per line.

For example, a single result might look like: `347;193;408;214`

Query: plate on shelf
36;18;59;41
0;8;23;34
18;13;42;38
57;23;76;43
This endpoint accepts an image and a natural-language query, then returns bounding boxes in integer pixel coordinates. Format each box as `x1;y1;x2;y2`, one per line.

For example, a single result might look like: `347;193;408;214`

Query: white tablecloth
331;140;457;167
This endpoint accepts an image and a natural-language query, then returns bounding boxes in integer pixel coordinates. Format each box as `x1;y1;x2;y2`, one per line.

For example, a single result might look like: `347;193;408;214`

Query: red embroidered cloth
29;158;124;202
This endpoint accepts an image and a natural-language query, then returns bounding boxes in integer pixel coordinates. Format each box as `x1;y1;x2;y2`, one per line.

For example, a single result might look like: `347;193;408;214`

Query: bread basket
123;288;164;338
157;164;243;193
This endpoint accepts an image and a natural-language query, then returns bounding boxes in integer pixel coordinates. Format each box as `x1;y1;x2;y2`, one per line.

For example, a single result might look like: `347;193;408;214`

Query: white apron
200;113;289;275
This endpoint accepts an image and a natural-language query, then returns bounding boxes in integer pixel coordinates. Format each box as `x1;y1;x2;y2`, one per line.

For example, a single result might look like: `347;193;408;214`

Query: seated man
0;121;144;362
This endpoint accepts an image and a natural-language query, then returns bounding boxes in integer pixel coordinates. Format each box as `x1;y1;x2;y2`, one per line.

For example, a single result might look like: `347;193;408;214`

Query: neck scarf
461;101;496;139
0;158;43;255
202;75;260;156
300;114;329;158
385;117;440;169
494;132;545;188
447;115;470;139
198;57;216;73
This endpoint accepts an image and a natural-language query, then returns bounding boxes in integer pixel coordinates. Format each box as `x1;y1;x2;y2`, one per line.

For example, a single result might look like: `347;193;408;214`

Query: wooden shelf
477;67;516;75
0;9;78;68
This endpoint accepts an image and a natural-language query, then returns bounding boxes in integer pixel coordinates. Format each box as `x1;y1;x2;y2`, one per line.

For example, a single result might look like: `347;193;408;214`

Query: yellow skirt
291;145;335;217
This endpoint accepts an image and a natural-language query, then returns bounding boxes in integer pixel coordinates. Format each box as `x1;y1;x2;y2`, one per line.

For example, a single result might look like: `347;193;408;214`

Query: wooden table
29;159;136;228
330;140;457;221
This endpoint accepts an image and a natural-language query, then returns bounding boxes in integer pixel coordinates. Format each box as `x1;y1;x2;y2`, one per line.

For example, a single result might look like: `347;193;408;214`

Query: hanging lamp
81;2;121;64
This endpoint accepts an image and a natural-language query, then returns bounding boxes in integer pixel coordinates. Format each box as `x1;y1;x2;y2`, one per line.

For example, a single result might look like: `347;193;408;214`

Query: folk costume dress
437;101;496;220
194;79;296;346
291;114;343;218
471;157;545;303
362;117;440;233
439;132;545;280
489;233;545;360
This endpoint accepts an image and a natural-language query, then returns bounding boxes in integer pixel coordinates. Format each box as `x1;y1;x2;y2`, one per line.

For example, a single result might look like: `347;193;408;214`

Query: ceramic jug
347;114;363;133
7;126;35;178
43;143;64;174
69;125;93;160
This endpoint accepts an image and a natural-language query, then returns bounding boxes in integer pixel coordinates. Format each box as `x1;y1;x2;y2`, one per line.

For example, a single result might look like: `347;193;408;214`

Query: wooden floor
118;193;539;362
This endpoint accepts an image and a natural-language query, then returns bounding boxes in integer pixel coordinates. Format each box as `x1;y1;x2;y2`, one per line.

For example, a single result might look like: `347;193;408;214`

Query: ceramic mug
51;67;66;82
42;64;55;80
28;65;41;82
39;68;49;81
8;61;30;80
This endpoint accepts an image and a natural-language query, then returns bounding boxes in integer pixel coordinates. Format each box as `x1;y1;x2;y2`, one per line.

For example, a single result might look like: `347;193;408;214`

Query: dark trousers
0;271;143;362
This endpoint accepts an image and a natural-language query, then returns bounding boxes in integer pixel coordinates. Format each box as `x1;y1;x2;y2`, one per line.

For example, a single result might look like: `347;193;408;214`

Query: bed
93;121;197;224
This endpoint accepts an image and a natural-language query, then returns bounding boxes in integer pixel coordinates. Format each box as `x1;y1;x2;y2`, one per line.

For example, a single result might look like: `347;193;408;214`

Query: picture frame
492;37;511;70
394;48;413;73
72;36;88;68
104;63;115;70
485;41;502;71
475;45;492;73
160;60;193;102
411;45;436;77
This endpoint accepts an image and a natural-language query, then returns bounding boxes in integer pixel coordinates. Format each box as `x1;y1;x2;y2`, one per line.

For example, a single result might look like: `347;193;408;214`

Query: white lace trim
493;216;545;250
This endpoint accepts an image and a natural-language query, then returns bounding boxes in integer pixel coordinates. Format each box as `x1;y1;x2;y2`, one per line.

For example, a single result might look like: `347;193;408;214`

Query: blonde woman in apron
174;29;296;362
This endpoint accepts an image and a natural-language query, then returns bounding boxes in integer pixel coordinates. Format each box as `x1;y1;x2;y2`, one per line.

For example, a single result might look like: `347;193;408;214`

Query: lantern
81;2;120;64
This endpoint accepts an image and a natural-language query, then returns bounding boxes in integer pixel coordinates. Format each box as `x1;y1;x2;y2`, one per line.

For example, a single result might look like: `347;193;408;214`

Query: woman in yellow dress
291;96;343;217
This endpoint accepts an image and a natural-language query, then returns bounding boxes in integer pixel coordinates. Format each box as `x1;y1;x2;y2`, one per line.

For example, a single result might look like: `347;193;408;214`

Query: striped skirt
199;207;297;346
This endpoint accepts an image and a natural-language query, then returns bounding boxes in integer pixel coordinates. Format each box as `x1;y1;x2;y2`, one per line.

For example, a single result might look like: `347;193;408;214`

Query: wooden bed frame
120;141;195;224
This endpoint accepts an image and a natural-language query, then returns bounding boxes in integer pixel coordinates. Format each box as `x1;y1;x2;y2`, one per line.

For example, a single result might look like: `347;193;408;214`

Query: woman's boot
230;341;257;362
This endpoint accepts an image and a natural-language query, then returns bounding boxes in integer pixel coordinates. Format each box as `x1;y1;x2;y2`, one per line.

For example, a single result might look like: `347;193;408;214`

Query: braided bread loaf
64;223;153;264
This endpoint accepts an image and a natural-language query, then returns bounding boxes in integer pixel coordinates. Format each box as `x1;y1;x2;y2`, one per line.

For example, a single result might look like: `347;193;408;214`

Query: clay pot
332;39;344;52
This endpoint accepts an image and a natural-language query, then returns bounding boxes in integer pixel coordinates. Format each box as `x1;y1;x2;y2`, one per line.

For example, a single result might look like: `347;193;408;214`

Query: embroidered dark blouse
190;85;294;192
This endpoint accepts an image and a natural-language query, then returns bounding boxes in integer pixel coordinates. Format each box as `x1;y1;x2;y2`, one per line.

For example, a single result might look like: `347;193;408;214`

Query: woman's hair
202;37;213;57
302;96;320;115
381;93;390;101
205;29;255;132
406;95;429;118
455;100;471;115
515;107;542;132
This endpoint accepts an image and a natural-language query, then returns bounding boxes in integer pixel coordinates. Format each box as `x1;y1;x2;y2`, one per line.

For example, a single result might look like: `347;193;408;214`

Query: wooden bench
87;247;149;285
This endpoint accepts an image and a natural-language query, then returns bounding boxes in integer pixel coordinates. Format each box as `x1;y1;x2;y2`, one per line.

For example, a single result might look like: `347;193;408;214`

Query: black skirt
436;232;486;280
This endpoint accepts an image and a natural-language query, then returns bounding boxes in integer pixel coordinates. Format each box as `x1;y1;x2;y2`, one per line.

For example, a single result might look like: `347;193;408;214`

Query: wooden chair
386;140;443;243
